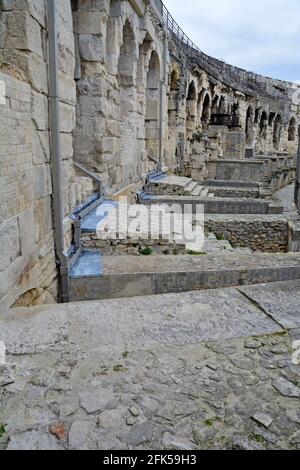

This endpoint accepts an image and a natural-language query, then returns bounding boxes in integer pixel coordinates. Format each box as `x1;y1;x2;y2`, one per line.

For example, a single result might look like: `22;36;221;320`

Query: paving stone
252;412;273;429
290;431;300;445
161;432;195;450
127;423;157;447
68;420;95;450
7;431;59;450
79;388;111;414
272;378;300;398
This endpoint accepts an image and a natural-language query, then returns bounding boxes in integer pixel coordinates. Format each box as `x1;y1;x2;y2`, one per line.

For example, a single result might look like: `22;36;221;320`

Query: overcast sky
163;0;300;82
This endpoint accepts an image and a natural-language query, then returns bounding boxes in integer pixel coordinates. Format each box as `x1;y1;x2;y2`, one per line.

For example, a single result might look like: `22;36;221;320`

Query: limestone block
28;53;48;94
0;0;47;28
32;91;48;131
59;102;75;133
0;217;21;272
33;130;50;165
78;96;106;116
106;119;121;137
77;76;107;97
60;133;73;160
0;11;43;58
102;137;119;154
34;196;53;242
79;34;105;62
34;164;52;199
58;71;76;106
78;12;106;35
77;0;110;13
18;207;37;259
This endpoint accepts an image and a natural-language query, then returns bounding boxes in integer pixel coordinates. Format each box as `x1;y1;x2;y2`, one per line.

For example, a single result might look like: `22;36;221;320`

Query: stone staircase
144;173;215;198
67;173;299;304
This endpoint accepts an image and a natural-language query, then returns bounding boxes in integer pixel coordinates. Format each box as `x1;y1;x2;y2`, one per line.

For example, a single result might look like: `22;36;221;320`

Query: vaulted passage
201;94;211;128
246;106;254;146
117;20;138;185
273;115;282;149
145;50;161;158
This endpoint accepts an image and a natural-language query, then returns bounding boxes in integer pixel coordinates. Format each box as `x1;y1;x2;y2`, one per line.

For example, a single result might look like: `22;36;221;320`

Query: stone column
295;126;300;212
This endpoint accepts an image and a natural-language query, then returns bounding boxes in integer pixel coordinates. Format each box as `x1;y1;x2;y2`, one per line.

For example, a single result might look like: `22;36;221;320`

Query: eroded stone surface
0;282;299;450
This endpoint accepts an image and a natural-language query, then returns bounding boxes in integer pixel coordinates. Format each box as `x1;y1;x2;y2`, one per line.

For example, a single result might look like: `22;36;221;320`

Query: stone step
138;193;283;215
199;188;210;198
191;185;203;196
185;181;198;193
69;251;300;302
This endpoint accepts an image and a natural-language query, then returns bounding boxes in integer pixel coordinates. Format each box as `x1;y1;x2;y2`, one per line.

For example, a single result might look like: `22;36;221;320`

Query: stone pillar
295;126;300;213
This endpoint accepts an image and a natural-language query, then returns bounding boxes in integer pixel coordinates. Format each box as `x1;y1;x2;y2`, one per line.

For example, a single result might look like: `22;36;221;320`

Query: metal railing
152;0;290;99
73;161;103;197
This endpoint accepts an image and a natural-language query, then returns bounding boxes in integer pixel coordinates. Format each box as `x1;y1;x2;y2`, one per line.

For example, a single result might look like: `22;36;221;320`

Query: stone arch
145;50;161;157
254;108;260;124
186;81;197;137
273;114;282;149
118;20;136;86
245;105;254;145
117;19;138;184
168;65;180;128
211;95;219;114
231;102;240;127
288;117;296;142
201;93;211;128
259;111;268;137
170;66;180;91
219;96;227;113
268;112;276;127
106;1;138;76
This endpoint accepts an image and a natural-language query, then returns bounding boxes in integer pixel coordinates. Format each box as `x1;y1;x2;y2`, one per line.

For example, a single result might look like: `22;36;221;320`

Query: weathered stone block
79;34;105;62
78;12;106;35
0;217;21;271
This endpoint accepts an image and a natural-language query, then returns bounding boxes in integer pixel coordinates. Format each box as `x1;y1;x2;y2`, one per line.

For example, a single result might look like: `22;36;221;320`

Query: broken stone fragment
272;378;300;398
252;412;273;429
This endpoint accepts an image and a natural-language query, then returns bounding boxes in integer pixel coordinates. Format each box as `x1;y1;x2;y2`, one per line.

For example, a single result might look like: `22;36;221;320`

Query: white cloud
163;0;300;81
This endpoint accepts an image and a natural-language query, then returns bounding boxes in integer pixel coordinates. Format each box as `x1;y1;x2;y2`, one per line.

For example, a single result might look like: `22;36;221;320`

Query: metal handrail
73;161;103;197
152;1;292;99
147;154;159;165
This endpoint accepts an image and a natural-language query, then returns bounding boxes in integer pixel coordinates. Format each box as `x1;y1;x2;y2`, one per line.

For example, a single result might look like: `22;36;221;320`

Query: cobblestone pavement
0;281;300;450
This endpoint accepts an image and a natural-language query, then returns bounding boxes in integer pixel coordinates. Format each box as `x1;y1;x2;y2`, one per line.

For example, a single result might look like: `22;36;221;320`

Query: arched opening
268;113;275;127
201;94;211;128
219;96;226;113
273;115;282;149
168;65;181;167
186;81;197;137
254;108;260;124
145;50;161;158
288;117;296;141
245;106;254;145
170;69;180;92
231;103;240;127
259;111;268;138
168;67;180;127
117;20;137;184
212;95;219;114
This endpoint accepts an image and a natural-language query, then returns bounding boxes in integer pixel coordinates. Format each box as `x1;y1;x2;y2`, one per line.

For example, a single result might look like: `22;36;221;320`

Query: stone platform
69;251;300;302
1;280;299;450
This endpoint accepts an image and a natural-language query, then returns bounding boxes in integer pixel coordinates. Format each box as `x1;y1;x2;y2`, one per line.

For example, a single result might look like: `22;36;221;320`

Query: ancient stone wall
0;1;91;307
205;217;289;253
72;0;167;193
0;0;299;307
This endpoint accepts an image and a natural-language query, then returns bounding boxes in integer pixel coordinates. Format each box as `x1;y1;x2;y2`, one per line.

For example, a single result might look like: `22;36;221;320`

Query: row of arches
246;105;296;149
110;12;162;182
181;77;298;153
